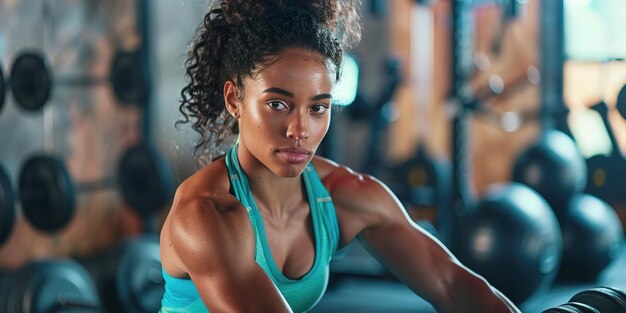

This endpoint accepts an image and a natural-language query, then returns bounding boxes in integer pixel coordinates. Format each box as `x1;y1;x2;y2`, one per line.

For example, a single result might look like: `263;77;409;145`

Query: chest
258;204;317;280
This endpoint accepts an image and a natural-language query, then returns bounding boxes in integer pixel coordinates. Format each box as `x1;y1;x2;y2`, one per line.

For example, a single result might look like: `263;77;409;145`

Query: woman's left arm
329;170;520;313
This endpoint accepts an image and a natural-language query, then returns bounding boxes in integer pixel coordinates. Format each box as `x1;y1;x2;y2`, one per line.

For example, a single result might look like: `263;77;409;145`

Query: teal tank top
160;146;340;313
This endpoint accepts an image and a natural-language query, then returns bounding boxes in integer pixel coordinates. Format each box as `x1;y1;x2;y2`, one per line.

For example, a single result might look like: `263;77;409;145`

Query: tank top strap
225;145;270;266
302;164;341;255
225;145;252;210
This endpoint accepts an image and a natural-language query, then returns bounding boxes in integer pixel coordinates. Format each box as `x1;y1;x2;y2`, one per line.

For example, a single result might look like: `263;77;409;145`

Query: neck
236;145;306;218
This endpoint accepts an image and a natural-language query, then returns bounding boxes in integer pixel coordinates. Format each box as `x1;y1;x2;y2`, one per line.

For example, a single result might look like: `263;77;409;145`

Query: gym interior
1;0;626;312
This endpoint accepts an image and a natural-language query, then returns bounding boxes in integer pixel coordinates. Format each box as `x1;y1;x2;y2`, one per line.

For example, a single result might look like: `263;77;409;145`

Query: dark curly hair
176;0;362;164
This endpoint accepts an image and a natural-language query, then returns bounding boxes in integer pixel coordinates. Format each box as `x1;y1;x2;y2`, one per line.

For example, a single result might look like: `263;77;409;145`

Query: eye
268;100;288;111
310;104;329;114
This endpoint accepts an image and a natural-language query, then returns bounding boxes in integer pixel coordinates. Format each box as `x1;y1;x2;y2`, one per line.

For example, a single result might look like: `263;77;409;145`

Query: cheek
242;105;266;129
315;116;331;135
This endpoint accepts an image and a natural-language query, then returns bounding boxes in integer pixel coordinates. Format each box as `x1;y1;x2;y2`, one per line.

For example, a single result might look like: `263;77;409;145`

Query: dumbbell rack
0;1;172;313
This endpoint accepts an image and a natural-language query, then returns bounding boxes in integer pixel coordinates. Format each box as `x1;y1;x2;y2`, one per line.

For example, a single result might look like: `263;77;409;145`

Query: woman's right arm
169;196;293;313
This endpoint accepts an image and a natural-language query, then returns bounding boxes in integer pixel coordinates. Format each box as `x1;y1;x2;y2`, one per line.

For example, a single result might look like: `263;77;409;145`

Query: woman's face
232;48;335;177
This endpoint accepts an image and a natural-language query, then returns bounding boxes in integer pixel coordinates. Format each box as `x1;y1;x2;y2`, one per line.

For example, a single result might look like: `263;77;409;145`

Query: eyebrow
263;87;332;101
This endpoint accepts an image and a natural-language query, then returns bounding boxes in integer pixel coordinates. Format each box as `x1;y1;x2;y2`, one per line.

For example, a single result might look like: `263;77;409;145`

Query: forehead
248;48;335;89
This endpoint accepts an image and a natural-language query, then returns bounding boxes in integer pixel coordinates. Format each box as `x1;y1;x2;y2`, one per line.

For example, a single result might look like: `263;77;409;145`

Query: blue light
332;54;359;106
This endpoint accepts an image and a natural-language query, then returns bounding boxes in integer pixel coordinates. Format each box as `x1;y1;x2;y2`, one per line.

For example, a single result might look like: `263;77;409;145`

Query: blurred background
1;0;626;312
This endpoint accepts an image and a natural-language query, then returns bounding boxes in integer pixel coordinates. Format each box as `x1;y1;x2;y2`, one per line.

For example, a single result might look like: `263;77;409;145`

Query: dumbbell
542;286;626;313
0;259;101;313
2;49;144;112
542;302;600;313
569;287;626;313
77;235;164;313
17;143;175;233
0;163;16;245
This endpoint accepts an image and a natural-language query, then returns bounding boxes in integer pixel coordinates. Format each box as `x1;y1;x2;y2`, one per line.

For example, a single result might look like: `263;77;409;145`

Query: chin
269;157;311;178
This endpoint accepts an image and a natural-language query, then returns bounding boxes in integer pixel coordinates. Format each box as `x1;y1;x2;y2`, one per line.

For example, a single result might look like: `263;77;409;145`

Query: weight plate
542;304;583;313
117;236;164;313
16;260;100;313
10;51;51;111
18;154;75;233
567;302;601;313
118;144;174;217
110;50;144;106
570;287;626;313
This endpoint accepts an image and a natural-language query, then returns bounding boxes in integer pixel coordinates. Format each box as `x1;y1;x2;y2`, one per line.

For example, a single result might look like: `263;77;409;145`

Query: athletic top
160;145;341;313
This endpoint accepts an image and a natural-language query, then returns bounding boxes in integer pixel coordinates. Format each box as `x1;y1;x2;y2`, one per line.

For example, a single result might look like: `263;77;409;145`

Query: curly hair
176;0;362;164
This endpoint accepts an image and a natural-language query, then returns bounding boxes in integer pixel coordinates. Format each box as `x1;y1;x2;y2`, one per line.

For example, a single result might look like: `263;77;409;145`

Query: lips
277;147;312;164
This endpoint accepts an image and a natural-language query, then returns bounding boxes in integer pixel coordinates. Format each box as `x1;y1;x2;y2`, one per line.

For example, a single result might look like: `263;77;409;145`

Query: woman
159;0;520;312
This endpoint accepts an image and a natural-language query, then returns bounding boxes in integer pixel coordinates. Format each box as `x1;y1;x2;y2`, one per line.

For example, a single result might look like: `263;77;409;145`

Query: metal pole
539;0;565;130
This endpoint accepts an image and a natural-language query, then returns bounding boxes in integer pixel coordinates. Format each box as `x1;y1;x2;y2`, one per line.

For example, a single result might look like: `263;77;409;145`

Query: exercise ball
452;183;562;304
512;130;587;210
559;193;624;281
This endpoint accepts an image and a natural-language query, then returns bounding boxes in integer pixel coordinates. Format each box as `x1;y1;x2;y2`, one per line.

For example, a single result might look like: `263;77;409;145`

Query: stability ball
512;130;587;209
559;193;624;281
453;183;562;304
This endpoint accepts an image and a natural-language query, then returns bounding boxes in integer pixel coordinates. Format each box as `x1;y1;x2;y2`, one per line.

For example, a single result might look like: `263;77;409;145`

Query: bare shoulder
160;158;253;277
311;156;394;211
311;156;405;238
311;155;371;188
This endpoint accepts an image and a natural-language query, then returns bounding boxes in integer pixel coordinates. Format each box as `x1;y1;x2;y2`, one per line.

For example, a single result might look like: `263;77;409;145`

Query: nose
286;111;310;141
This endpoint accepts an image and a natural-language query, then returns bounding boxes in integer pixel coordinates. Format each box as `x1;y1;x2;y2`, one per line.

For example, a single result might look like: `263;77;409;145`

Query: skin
160;47;520;313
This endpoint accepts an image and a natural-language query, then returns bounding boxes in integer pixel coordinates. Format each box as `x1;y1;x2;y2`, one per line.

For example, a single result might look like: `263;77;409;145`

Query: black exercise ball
512;130;587;210
559;193;624;281
452;183;562;304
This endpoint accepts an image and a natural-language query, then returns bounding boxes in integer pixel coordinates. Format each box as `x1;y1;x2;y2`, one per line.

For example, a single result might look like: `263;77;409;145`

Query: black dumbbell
0;163;16;246
77;235;164;313
543;302;600;313
118;144;176;219
569;286;626;313
4;49;144;112
17;143;175;233
0;259;101;313
117;236;164;313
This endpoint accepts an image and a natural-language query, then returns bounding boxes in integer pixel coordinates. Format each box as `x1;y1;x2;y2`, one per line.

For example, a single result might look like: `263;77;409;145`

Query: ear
223;80;241;118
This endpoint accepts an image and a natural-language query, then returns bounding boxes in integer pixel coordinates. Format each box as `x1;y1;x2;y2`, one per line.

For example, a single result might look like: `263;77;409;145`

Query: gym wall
1;0;626;270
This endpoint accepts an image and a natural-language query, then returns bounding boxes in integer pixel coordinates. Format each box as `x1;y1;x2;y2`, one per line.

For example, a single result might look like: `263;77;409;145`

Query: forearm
436;270;520;313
